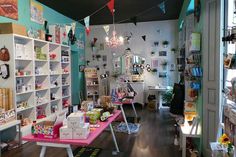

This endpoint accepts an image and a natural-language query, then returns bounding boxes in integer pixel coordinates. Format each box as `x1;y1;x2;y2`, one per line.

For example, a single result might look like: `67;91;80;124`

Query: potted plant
171;48;176;53
162;88;173;106
96;54;101;61
162;40;169;48
151;51;155;55
151;68;157;73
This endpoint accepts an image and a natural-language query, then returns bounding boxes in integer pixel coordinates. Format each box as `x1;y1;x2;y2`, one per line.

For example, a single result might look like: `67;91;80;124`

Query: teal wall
178;0;204;154
0;0;85;105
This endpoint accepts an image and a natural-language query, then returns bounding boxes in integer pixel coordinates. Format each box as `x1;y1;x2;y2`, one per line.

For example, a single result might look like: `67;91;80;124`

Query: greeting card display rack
0;34;71;137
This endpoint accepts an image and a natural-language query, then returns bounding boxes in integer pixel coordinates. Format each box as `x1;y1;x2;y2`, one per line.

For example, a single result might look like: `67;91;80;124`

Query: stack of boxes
60;111;90;139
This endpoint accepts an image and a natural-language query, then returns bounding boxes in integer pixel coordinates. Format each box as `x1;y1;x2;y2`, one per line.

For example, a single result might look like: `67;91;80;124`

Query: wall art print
30;0;44;24
0;0;18;20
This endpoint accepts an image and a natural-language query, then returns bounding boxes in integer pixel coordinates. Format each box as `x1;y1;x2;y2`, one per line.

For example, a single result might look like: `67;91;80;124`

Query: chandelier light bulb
105;36;109;42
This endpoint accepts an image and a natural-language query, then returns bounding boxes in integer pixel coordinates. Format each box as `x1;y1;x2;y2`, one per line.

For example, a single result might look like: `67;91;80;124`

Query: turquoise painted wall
178;0;204;154
0;0;85;105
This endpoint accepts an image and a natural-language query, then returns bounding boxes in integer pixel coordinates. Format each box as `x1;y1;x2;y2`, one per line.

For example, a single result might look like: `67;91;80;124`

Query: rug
115;122;141;133
73;147;102;157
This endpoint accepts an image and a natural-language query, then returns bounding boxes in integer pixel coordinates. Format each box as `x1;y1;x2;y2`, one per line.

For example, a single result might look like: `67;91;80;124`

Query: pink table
113;100;137;134
22;110;121;157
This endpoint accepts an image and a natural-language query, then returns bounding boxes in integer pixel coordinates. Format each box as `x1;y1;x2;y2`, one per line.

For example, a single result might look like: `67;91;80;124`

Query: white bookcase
0;34;71;136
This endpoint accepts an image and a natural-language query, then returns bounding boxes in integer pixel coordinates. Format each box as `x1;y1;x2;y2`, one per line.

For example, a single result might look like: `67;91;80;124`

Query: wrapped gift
60;126;73;139
67;111;85;128
73;123;90;139
34;121;62;139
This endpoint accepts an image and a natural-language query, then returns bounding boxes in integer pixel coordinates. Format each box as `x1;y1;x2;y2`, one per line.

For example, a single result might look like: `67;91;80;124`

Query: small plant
162;89;173;106
96;54;101;61
161;60;168;66
171;48;176;52
151;68;157;73
162;40;169;48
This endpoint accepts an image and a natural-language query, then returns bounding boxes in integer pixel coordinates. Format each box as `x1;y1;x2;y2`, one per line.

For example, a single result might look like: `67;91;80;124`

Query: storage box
38;30;45;40
0;23;27;36
73;123;90;139
60;126;73;139
34;121;62;139
67;112;85;128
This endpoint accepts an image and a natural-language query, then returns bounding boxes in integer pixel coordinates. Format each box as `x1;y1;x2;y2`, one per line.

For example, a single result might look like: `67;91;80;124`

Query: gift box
67;112;85;128
60;125;73;139
73;123;90;139
34;121;62;139
0;23;27;36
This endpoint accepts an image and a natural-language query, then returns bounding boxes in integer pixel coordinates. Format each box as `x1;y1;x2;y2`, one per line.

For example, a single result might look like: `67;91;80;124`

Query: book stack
0;88;13;111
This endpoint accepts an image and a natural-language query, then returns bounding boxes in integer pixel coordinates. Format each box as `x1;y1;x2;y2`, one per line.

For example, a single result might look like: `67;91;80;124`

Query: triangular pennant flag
71;22;76;35
94;38;98;44
107;0;114;15
103;25;110;35
158;1;166;14
142;35;146;41
66;25;72;34
130;16;137;26
84;16;90;28
86;27;90;36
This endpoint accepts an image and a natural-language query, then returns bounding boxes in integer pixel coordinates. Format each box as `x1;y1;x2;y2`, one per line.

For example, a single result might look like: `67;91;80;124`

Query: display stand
84;68;99;101
0;34;71;137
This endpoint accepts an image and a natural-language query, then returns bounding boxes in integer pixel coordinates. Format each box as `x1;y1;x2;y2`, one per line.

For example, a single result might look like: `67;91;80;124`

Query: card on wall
0;0;18;20
159;51;167;56
159;72;167;78
30;0;44;24
170;63;176;71
100;43;104;50
102;55;107;62
151;59;158;68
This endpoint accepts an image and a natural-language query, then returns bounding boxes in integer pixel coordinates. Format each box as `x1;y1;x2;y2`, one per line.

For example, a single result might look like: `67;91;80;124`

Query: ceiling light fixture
105;9;124;48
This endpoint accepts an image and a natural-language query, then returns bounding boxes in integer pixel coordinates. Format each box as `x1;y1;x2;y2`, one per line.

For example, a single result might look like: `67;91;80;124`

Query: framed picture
30;0;44;24
79;65;85;72
0;0;18;20
170;63;176;71
151;59;159;68
102;55;107;62
159;51;167;56
100;43;105;50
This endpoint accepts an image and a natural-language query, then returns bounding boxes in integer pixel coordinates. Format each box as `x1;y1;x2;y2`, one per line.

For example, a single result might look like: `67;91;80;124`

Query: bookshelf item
84;68;99;101
0;34;71;137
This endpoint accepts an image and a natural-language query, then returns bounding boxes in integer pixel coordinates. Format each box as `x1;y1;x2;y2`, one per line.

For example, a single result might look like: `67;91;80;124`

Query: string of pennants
49;0;166;45
83;0;166;36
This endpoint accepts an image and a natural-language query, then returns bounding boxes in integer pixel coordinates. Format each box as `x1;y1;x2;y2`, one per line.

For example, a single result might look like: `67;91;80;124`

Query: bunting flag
84;16;90;36
84;16;90;28
66;25;72;35
107;0;115;15
158;1;166;14
71;22;76;35
130;16;137;26
86;27;90;36
103;25;110;35
142;35;146;41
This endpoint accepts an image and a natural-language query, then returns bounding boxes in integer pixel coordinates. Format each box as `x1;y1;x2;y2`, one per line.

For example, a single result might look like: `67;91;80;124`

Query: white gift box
60;126;73;139
73;123;90;139
67;111;85;128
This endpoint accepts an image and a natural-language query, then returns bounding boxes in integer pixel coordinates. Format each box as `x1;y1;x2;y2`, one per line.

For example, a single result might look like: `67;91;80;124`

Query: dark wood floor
2;106;181;157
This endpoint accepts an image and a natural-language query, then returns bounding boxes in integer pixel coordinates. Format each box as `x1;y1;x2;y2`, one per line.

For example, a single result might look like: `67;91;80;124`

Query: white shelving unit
0;34;71;137
84;68;99;101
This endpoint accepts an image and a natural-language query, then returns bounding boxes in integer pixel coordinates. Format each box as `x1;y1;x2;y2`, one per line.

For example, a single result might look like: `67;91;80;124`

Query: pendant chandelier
105;9;124;48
